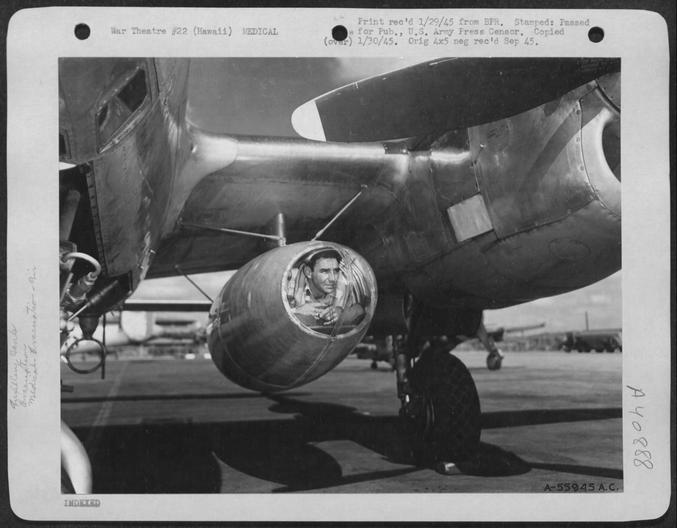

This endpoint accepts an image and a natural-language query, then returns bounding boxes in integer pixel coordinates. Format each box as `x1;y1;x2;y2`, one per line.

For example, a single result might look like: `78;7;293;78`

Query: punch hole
74;23;91;40
588;26;604;43
332;25;348;41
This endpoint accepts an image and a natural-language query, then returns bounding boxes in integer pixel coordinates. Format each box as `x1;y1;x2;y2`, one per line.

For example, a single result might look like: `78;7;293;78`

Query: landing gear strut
477;320;504;370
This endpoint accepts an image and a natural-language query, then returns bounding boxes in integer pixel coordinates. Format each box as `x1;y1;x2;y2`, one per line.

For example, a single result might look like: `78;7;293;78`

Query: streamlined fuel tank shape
208;242;376;391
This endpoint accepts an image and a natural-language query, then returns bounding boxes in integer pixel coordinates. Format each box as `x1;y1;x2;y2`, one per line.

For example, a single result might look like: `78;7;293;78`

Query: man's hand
318;305;344;325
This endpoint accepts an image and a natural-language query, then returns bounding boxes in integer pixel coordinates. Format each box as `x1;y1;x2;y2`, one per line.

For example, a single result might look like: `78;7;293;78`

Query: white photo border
6;6;671;522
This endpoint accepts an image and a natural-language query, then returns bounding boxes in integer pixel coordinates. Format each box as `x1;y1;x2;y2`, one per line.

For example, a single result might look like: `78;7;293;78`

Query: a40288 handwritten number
627;385;653;470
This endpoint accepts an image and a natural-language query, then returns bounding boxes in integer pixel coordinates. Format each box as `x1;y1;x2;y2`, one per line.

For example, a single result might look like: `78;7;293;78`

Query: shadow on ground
71;395;622;493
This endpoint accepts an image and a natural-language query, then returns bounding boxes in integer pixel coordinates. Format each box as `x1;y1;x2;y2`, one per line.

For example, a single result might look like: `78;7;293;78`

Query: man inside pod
288;248;366;332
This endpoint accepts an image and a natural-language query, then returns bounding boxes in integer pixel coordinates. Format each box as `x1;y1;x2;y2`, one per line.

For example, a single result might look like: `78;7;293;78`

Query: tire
486;354;503;370
407;352;481;463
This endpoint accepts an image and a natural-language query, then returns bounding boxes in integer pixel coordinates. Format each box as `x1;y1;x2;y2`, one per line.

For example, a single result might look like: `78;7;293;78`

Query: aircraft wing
147;129;410;279
503;322;546;334
291;58;619;143
147;57;619;281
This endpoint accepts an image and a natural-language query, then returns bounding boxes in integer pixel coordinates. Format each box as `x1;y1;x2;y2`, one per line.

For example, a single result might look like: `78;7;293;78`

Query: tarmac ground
61;349;623;493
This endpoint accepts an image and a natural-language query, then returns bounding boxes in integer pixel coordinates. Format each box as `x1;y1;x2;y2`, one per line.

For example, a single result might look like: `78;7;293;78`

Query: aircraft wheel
403;352;481;464
486;353;503;370
370;361;378;370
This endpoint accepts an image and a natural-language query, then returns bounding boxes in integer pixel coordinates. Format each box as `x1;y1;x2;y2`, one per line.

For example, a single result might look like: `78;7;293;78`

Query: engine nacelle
208;241;377;392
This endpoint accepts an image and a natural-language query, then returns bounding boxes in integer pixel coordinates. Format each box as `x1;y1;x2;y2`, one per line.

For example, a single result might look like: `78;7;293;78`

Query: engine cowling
208;241;377;392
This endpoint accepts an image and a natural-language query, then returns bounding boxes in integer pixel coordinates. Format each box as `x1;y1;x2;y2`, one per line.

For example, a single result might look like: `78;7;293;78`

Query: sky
483;271;621;332
186;58;417;136
133;58;622;334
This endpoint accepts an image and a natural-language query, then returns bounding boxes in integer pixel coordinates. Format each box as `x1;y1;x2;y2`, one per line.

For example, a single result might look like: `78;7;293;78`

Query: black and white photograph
6;6;672;523
57;55;624;494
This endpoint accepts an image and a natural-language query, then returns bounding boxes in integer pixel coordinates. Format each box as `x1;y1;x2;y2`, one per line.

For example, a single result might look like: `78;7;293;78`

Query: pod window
285;247;372;336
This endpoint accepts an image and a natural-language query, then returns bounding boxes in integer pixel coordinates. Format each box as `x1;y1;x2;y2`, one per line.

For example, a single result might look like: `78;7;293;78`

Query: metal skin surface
60;58;621;388
60;58;191;291
208;242;376;391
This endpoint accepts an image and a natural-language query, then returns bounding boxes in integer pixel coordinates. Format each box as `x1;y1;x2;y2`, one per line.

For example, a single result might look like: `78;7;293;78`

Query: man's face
307;257;340;297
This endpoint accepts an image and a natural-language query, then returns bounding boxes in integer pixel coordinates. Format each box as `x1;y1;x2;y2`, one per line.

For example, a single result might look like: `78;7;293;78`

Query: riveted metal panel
471;83;597;238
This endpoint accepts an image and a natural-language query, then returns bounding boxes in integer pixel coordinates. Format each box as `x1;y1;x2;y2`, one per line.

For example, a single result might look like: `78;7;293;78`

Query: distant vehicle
61;305;208;359
480;322;546;343
356;322;546;369
560;329;622;353
354;335;401;370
